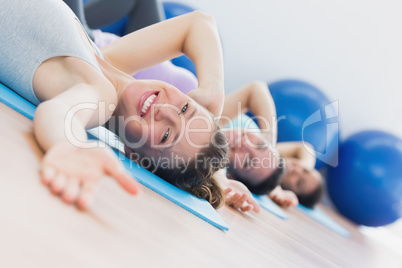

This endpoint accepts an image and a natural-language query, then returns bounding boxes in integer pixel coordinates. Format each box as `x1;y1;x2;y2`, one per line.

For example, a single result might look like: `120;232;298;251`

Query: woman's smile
139;91;160;117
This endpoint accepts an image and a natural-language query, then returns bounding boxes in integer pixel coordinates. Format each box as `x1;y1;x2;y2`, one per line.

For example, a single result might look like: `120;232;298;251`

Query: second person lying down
220;81;324;208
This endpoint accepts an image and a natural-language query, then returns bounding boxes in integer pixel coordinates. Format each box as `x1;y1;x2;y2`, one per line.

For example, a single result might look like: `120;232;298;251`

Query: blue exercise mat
296;204;349;237
253;194;289;220
0;83;229;231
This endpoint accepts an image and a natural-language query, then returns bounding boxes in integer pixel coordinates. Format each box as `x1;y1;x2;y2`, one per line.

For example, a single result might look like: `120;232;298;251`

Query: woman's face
225;128;279;185
116;80;215;164
281;158;321;195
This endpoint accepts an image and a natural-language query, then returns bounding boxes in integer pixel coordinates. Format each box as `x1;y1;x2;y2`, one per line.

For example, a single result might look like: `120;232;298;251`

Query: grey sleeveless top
0;0;103;105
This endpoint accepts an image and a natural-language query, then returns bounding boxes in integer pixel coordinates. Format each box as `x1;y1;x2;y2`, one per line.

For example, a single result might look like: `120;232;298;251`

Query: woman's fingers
104;157;140;195
39;144;141;210
77;181;97;210
114;171;140;195
247;196;261;213
237;194;253;212
231;193;241;203
233;194;247;210
50;173;67;194
225;190;261;213
226;193;241;208
41;165;57;185
61;177;80;204
240;205;253;212
224;188;232;195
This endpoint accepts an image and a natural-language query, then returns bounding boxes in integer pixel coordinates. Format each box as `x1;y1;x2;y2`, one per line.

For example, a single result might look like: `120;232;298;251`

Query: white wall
173;0;402;139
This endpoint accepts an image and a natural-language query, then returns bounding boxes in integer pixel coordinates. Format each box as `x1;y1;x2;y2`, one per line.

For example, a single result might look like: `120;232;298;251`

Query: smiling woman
109;80;228;208
0;0;226;209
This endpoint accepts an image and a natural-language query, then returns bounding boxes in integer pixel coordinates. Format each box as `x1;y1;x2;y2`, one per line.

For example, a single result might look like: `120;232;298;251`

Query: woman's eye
180;103;188;115
161;129;169;144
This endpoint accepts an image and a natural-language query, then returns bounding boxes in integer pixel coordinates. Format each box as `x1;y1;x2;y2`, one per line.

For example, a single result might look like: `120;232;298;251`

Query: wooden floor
0;102;401;268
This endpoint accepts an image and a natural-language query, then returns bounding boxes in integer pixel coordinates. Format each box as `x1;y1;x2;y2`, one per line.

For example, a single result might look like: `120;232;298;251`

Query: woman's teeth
141;94;157;116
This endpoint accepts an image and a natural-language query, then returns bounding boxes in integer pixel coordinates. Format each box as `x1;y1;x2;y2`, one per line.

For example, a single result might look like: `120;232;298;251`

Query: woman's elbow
190;10;215;22
187;10;217;28
249;81;268;90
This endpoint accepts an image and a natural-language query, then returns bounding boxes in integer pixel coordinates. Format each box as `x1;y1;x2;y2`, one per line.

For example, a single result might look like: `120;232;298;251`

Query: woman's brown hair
139;124;228;209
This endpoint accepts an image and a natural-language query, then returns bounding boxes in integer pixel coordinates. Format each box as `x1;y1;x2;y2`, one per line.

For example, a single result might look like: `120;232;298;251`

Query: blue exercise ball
100;16;128;36
163;2;197;77
265;80;338;169
163;2;195;20
327;130;402;227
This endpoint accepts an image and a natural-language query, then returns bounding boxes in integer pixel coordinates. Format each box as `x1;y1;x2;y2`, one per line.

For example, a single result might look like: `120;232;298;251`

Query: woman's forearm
295;144;316;170
222;81;277;144
246;82;277;145
34;100;88;152
102;11;224;113
33;84;111;152
102;11;223;78
184;12;225;115
277;142;316;170
181;12;224;95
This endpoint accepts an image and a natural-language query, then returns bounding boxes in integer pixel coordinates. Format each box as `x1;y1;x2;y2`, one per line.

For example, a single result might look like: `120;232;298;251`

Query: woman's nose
154;103;179;122
293;165;304;174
